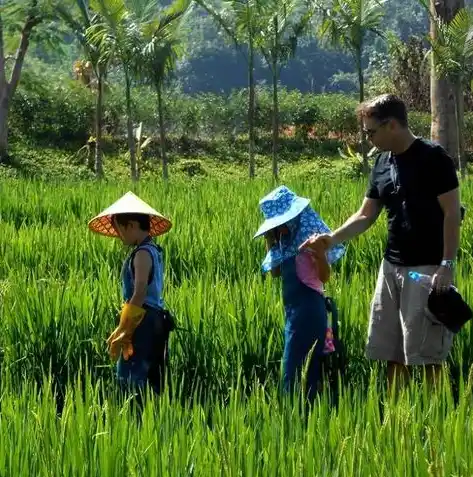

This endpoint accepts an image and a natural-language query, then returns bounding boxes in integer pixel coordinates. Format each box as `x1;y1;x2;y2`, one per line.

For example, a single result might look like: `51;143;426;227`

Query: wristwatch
440;259;455;269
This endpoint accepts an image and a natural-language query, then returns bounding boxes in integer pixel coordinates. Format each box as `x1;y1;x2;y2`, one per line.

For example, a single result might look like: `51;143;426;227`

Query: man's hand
432;266;454;292
299;233;333;253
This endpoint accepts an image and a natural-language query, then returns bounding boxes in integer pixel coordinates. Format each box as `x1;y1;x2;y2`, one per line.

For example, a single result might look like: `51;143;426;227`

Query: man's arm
329;197;383;246
300;197;383;251
430;146;461;291
438;187;461;262
128;250;152;307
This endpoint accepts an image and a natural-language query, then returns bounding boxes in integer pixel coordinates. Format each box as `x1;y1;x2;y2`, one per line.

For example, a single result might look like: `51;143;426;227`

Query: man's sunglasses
363;119;390;137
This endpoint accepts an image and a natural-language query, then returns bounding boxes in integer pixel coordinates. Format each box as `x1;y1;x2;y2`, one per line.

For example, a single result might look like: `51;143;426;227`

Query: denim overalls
116;236;169;394
281;253;328;402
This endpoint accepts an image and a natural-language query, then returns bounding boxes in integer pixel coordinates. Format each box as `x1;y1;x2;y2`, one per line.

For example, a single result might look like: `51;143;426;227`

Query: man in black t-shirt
300;94;461;389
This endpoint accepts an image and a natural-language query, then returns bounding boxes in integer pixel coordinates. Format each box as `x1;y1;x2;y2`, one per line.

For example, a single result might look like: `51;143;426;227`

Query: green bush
10;69;95;145
11;64;473;154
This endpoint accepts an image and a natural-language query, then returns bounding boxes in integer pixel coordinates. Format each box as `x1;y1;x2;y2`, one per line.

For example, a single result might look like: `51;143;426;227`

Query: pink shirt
295;251;324;295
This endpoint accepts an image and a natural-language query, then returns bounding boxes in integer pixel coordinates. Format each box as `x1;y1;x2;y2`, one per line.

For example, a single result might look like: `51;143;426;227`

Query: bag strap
388;150;466;224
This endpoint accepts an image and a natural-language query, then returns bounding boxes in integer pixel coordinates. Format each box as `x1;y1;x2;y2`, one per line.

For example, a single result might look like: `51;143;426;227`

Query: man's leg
366;260;406;389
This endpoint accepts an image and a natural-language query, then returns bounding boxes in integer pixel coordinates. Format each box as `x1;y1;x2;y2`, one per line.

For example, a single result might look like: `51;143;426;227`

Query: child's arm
308;241;331;283
129;250;152;307
313;252;330;283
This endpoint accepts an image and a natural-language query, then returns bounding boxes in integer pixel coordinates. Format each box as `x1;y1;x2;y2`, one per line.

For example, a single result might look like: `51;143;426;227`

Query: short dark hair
356;94;408;128
114;213;150;231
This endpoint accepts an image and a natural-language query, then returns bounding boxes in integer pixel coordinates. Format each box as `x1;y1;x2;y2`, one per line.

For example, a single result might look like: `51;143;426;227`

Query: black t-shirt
366;137;459;266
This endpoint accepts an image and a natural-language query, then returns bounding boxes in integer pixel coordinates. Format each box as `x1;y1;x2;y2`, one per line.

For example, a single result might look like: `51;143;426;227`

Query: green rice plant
0;176;472;474
0;367;472;475
1;177;472;393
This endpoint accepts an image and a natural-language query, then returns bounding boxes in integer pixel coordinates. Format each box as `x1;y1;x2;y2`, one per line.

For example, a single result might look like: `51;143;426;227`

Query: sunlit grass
0;176;472;475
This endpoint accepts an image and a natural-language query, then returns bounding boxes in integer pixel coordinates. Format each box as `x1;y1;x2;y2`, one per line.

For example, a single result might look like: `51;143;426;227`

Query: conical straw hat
88;191;172;238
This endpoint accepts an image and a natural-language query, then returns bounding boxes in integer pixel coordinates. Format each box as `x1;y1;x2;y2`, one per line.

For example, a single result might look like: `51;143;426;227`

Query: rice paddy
1;177;473;475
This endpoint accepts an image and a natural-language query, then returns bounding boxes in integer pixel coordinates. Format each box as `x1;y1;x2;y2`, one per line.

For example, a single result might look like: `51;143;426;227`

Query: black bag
321;297;347;396
428;287;472;334
161;308;177;335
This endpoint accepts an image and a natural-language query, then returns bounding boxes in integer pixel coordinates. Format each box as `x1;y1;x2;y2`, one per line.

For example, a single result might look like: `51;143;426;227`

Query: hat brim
88;213;172;238
88;191;172;238
253;197;310;239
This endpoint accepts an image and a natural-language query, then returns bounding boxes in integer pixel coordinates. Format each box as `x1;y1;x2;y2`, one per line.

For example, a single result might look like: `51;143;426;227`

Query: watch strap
441;259;455;269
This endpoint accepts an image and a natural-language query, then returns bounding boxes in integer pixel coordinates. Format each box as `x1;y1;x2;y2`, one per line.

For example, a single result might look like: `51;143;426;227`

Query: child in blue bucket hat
254;186;345;401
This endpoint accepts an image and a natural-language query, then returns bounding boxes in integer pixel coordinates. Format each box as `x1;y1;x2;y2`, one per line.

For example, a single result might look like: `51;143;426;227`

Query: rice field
1;177;473;476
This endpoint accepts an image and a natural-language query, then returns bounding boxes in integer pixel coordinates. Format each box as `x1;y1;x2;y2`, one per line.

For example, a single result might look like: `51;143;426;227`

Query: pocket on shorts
420;311;452;359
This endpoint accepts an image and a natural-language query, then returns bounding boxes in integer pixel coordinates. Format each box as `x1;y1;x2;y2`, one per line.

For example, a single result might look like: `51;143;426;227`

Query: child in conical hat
254;186;345;401
88;191;174;394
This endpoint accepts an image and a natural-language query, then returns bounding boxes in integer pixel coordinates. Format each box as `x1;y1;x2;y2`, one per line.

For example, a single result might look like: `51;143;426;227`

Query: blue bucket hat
254;186;346;273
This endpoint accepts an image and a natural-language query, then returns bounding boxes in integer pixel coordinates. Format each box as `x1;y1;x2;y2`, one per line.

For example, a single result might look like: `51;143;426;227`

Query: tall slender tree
256;0;314;180
318;0;386;174
57;0;109;178
194;0;260;178
87;0;142;181
135;0;191;179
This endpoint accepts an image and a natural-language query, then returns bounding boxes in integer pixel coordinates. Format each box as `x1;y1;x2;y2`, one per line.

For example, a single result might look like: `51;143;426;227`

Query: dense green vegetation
1;178;473;474
3;0;473;181
2;1;473;473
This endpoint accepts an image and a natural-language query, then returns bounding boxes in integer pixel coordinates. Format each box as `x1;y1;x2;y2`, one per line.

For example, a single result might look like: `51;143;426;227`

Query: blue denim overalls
281;253;328;402
116;236;169;394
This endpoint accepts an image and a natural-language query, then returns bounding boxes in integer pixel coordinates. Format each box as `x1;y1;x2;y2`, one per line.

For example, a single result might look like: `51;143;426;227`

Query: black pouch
321;297;347;393
161;308;177;335
428;287;472;334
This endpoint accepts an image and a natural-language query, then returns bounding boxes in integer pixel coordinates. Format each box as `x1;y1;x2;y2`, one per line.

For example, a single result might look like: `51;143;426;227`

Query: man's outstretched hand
299;233;333;254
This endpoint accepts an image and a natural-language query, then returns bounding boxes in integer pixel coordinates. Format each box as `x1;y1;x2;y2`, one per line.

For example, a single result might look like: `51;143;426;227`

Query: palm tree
256;0;315;180
136;0;190;180
194;0;260;178
426;0;464;167
423;4;473;177
57;0;109;178
87;0;142;181
318;0;386;173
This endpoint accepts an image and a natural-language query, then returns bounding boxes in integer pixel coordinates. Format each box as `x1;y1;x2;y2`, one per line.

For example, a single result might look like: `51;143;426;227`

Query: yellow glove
107;303;146;361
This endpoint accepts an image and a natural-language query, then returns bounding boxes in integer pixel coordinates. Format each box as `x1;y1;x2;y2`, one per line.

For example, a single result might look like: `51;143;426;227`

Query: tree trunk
124;69;137;181
0;11;6;160
0;9;40;162
248;33;256;179
94;75;104;178
454;80;465;178
356;53;368;174
430;0;464;164
157;82;168;181
0;96;9;162
271;16;279;181
272;63;278;181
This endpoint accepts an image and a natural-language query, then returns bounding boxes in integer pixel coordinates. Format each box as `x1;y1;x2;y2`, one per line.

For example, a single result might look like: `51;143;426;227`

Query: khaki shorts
366;259;454;366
